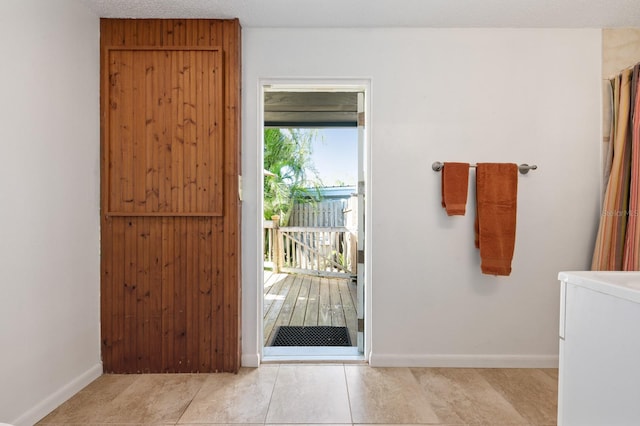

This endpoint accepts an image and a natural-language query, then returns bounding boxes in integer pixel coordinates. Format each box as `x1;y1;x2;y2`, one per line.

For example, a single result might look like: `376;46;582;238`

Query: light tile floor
39;365;558;425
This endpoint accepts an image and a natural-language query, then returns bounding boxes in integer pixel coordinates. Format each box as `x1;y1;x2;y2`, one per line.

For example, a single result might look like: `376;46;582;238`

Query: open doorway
261;84;367;361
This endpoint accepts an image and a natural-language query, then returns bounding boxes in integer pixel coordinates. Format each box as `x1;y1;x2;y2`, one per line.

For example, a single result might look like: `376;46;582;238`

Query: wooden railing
264;220;356;277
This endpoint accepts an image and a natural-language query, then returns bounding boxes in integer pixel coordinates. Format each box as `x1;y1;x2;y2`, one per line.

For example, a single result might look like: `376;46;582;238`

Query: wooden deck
263;271;358;346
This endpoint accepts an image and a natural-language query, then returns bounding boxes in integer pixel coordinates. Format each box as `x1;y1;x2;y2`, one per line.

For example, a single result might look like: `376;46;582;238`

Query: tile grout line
173;374;209;425
342;363;355;425
263;363;282;424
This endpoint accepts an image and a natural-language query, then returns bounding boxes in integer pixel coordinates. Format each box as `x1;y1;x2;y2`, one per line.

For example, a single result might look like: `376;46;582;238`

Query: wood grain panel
102;216;226;372
222;18;242;374
106;48;224;216
101;19;241;373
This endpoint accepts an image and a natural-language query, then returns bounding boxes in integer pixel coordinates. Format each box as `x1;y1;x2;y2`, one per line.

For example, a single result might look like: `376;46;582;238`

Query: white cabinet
558;271;640;426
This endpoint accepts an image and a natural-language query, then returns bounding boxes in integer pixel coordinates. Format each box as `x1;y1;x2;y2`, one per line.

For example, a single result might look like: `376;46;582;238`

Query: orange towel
474;163;518;276
441;162;470;216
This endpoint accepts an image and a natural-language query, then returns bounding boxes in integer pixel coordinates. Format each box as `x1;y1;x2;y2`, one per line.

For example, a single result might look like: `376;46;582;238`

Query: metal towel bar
431;161;537;175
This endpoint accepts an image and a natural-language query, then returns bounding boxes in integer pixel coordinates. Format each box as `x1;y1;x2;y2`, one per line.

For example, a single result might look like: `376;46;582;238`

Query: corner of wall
241;353;261;368
11;364;102;426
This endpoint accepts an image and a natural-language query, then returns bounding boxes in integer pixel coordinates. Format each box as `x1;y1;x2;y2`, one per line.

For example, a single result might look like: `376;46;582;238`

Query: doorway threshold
262;346;366;364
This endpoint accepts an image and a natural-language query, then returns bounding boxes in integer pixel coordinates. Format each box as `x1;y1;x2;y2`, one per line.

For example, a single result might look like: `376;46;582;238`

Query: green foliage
263;128;322;224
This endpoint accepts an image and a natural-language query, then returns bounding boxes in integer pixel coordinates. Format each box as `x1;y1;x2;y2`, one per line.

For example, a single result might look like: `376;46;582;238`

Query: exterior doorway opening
260;83;368;362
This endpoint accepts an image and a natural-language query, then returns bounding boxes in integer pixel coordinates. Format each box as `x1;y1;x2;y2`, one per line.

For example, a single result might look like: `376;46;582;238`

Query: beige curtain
622;65;640;269
592;62;640;271
592;69;633;270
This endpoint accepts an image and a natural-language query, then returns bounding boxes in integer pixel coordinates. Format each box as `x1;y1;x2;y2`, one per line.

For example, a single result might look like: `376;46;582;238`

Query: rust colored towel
474;163;518;276
441;162;470;216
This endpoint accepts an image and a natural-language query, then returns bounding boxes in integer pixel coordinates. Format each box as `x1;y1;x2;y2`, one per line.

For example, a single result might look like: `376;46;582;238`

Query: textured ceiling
80;0;640;28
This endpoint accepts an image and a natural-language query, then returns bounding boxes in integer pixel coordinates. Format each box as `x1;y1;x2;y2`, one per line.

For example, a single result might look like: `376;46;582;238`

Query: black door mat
270;326;352;346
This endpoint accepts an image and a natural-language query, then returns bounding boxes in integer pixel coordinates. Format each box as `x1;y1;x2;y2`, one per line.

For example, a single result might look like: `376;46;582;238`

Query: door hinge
357;111;365;127
358;319;364;332
357;250;365;264
238;175;243;201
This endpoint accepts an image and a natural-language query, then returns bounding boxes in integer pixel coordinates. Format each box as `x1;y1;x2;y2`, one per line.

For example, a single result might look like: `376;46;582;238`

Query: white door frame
256;77;372;362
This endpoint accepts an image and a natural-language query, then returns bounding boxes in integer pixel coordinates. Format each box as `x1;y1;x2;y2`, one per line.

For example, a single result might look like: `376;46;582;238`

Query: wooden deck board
263;270;285;314
339;278;358;345
273;274;303;330
303;276;320;327
318;277;331;326
263;273;295;345
263;272;357;346
289;275;311;326
329;277;346;326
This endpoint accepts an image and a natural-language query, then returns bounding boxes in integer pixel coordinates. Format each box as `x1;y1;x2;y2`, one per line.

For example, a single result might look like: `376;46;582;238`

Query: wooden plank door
100;19;241;373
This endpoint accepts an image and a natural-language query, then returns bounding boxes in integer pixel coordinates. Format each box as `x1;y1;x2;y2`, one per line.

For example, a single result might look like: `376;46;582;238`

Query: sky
309;128;358;187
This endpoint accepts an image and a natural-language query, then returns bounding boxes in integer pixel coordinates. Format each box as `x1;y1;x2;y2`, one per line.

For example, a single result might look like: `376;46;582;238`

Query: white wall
242;28;602;367
0;1;101;424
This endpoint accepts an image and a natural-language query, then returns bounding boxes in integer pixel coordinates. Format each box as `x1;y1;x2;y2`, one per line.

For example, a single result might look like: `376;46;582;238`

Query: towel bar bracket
431;161;537;175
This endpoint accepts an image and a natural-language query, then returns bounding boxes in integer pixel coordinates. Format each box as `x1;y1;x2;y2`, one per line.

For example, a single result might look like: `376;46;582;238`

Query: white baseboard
241;353;260;368
369;353;558;368
12;363;102;426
